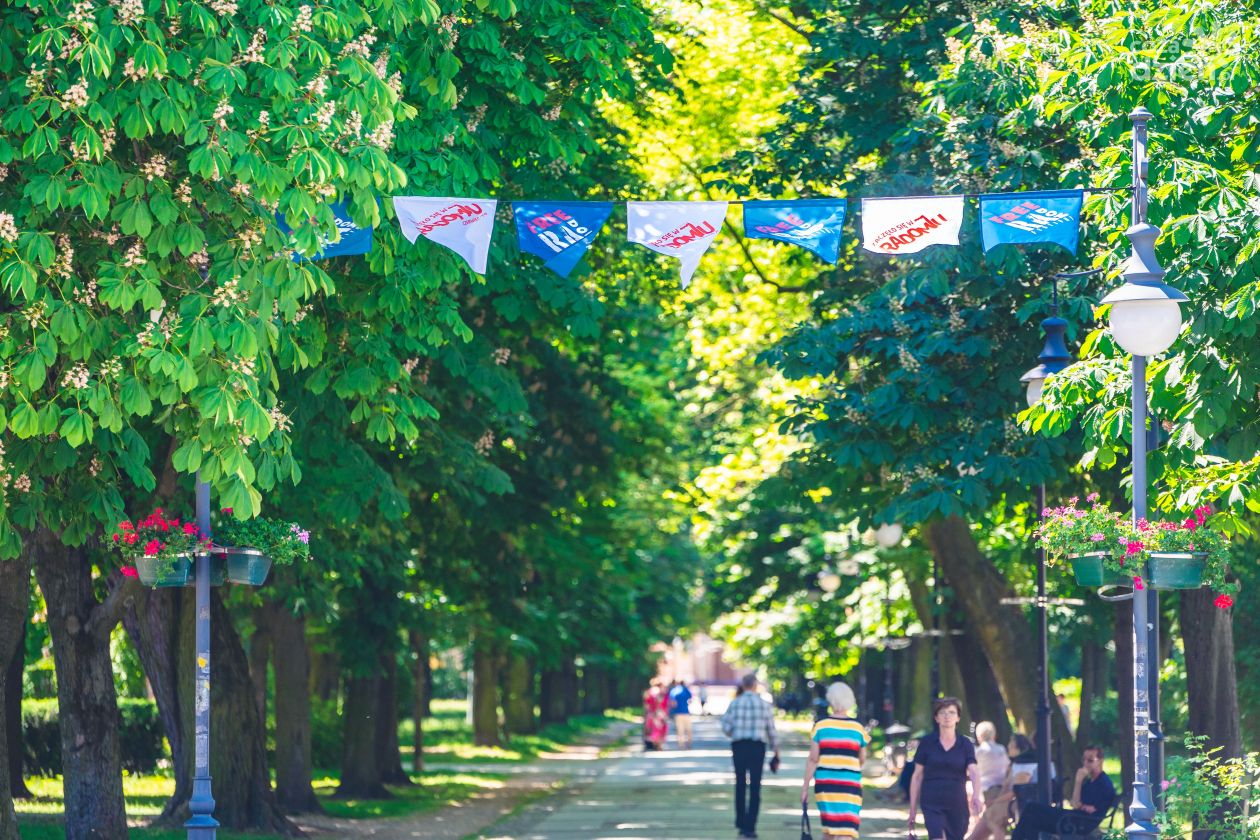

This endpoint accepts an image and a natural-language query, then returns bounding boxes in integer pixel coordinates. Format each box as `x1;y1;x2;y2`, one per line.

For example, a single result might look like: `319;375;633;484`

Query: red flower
1183;517;1197;531
1133;576;1145;591
112;533;120;543
119;521;133;531
120;566;138;579
143;539;161;557
1125;540;1144;557
221;507;233;515
183;522;199;536
124;532;139;546
1215;594;1234;610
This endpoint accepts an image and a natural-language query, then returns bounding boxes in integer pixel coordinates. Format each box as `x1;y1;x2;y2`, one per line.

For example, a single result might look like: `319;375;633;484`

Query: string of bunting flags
297;189;1097;285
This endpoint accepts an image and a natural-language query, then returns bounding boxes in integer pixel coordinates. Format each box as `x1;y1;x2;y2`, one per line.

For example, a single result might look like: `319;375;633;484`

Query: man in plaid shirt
722;674;780;839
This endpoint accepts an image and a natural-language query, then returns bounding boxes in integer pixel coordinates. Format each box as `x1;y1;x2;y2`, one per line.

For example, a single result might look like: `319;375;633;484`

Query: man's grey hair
740;673;758;691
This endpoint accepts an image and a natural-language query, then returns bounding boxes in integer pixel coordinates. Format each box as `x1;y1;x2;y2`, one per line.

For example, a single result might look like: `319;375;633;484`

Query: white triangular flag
627;201;727;288
861;195;964;255
393;196;498;274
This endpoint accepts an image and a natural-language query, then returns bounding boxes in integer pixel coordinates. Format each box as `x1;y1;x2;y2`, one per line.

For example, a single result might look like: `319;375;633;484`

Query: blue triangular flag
278;200;374;262
979;190;1083;255
514;201;613;277
742;199;846;263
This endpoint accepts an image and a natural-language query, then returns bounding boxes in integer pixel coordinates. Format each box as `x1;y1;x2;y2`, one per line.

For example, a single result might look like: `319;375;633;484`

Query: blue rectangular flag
278;200;374;261
979;190;1083;254
514;201;613;277
742;199;846;263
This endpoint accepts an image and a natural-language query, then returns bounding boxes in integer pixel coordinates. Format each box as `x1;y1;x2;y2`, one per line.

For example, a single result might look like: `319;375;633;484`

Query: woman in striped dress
801;682;868;838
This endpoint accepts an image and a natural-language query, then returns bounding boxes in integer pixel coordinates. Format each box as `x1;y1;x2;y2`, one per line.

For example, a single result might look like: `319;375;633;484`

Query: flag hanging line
294;185;1131;284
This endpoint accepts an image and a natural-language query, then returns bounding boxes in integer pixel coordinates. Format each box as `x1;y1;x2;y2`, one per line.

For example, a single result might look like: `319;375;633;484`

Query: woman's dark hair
1011;733;1035;754
931;696;963;721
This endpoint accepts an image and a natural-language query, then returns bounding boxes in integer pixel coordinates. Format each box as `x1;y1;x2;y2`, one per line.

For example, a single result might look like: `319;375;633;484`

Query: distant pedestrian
669;680;694;749
699;683;709;715
801;681;868;838
908;697;982;840
974;721;1010;805
722;673;780;839
642;681;668;751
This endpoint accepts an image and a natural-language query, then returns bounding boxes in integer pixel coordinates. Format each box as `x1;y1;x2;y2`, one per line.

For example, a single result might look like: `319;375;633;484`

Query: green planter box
1148;552;1206;590
1069;552;1130;587
134;554;192;587
219;548;272;586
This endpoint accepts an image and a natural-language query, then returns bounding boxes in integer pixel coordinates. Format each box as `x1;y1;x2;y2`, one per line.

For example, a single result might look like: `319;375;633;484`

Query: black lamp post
1019;303;1072;810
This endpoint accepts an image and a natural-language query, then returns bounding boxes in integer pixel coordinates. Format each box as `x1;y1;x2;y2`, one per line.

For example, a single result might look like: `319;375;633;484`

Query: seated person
1010;746;1116;840
966;734;1036;840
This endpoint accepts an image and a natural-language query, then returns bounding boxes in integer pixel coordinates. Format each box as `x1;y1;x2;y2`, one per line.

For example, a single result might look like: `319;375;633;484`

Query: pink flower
221;507;233;515
1068;496;1079;505
119;521;133;531
143;539;161;556
1161;780;1171;791
1086;493;1100;503
1125;540;1144;557
1133;576;1145;590
183;522;199;536
124;532;139;546
1090;533;1105;542
120;566;138;579
1183;517;1197;531
1215;594;1234;609
1136;518;1151;532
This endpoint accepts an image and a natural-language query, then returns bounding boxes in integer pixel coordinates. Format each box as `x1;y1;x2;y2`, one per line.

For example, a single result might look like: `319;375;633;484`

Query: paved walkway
476;715;911;839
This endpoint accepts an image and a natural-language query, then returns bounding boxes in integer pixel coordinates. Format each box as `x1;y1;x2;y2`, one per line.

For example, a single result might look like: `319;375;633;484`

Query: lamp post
1101;107;1186;840
188;474;219;839
1020;303;1072;810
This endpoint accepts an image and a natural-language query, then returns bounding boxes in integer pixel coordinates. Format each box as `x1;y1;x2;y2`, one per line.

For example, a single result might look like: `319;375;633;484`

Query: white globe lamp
874;523;903;549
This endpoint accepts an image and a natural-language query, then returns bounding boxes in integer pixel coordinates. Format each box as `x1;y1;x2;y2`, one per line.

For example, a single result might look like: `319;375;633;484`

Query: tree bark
336;672;390;799
540;668;566;724
1114;597;1134;820
924;517;1039;733
471;636;501;747
270;604;320;813
503;652;537;735
248;606;272;728
1179;589;1242;840
561;660;579;719
946;612;1010;743
376;653;410;785
409;630;427;774
1076;638;1105;747
308;637;340;702
4;609;30;800
31;527;129;840
0;542;33;840
123;587;297;834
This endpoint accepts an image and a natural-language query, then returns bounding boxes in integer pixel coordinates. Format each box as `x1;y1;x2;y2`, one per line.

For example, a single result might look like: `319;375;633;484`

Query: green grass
401;700;635;764
313;771;505;820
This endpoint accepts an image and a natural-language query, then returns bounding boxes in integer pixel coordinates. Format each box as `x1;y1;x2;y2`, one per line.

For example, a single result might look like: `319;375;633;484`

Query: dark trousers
731;739;767;835
1012;803;1101;839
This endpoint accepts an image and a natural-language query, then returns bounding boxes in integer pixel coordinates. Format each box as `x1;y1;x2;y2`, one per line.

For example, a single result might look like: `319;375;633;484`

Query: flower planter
1069;552;1131;588
1147;551;1206;590
218;547;272;586
134;553;193;587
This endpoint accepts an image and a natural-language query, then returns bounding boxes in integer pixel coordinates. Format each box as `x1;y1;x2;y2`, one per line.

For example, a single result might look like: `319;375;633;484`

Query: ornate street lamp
1020;296;1073;811
1101;107;1185;840
188;475;218;840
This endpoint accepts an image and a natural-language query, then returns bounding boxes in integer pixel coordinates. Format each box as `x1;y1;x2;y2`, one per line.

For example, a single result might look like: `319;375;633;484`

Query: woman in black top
908;697;983;840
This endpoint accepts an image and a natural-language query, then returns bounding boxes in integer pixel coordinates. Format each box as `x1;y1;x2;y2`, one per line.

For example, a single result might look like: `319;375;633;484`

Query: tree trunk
540;668;566;724
409;630;427;774
947;612;1010;743
308;636;340;702
123;587;297;834
31;527;129;840
1179;589;1242;840
270;604;320;813
248;607;272;728
4;610;30;800
561;660;579;719
336;673;390;799
471;636;500;747
503;652;537;735
0;542;33;840
924;517;1040;733
1076;638;1106;748
1114;597;1134;820
376;654;410;785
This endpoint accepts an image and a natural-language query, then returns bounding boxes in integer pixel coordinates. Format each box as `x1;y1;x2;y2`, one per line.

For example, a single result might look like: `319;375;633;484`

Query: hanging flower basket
1068;552;1131;588
1147;551;1207;590
134;553;193;587
217;547;273;586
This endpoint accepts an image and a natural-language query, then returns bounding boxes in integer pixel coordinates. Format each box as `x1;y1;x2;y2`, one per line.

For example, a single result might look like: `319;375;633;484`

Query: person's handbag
800;803;812;840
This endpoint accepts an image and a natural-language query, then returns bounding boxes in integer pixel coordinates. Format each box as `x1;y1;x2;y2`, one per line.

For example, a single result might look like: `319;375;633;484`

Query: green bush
22;699;167;775
310;697;344;771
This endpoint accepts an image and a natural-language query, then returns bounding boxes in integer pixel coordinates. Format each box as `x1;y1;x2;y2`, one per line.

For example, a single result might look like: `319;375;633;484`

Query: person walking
908;697;982;840
642;680;669;751
973;721;1010;806
669;680;694;749
722;673;780;839
801;682;868;838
